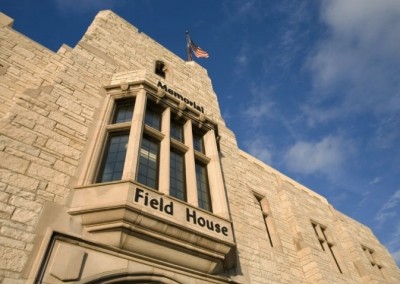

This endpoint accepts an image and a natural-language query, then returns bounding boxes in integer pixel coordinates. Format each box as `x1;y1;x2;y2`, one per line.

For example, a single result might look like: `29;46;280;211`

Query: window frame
94;97;135;184
169;148;187;201
193;130;205;154
311;221;343;274
195;160;212;212
144;102;163;131
170;118;184;143
76;82;229;219
137;133;161;190
254;194;274;247
111;98;135;124
96;130;130;183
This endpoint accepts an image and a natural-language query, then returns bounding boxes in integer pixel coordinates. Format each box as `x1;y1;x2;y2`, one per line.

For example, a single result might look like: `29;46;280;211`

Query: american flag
188;38;209;59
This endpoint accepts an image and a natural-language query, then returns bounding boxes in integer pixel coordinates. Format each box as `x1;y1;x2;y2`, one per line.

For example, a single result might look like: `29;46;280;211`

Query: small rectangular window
255;195;273;247
311;222;342;274
312;223;325;251
97;132;129;183
137;135;160;189
144;104;162;130
155;60;166;78
170;119;184;142
362;246;383;270
195;162;212;211
112;99;135;124
193;132;205;153
170;149;186;201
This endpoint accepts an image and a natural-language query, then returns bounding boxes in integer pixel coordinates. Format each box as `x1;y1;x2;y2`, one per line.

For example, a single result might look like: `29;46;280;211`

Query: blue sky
2;0;400;266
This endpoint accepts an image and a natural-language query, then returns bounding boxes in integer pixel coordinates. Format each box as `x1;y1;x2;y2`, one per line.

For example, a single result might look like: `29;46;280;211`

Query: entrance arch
82;273;183;284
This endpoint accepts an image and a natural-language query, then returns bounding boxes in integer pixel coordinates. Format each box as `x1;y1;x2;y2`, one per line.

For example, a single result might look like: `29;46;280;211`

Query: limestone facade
0;10;399;284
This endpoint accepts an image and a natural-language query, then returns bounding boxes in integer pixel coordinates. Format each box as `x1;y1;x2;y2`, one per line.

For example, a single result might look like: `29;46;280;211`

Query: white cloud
243;102;274;124
355;189;372;209
371;115;400;150
369;177;381;185
392;249;400;266
284;135;345;176
384;222;400;265
306;0;400;123
241;82;276;126
236;0;260;18
244;136;273;164
235;53;248;66
54;0;120;14
322;0;400;54
234;44;251;75
375;189;400;224
223;0;268;22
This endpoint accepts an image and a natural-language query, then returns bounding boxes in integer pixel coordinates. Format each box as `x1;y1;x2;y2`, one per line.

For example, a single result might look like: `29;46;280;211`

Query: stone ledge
68;181;236;274
0;12;14;28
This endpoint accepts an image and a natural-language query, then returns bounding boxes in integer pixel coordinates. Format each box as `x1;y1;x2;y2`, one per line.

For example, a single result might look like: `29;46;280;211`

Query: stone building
0;10;399;284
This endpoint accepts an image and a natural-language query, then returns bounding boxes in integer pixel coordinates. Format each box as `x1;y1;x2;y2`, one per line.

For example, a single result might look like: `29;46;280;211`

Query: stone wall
0;10;227;282
220;146;400;283
0;10;399;283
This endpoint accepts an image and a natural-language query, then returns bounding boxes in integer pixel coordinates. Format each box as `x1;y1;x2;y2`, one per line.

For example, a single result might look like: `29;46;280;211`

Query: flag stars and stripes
186;31;209;60
189;39;209;58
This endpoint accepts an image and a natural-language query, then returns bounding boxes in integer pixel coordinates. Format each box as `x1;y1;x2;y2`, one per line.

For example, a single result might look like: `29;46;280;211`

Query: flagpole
186;31;192;61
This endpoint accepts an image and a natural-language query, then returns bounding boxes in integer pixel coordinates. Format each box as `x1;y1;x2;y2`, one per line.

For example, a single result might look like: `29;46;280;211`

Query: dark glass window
97;132;129;182
112;99;134;124
137;135;159;189
144;105;162;130
193;132;204;153
170;149;186;201
170;120;184;142
195;162;212;211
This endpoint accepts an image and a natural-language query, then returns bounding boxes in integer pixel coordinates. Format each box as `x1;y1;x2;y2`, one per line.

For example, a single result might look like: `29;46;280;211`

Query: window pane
170;150;186;201
195;162;212;211
112;100;134;124
170;120;183;142
193;133;204;153
137;136;159;189
144;105;161;130
97;132;129;183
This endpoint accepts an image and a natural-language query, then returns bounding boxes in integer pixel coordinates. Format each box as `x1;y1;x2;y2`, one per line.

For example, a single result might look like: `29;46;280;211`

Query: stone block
0;191;10;202
45;139;81;160
0;151;30;174
11;208;39;226
53;160;76;176
9;196;42;213
0;226;35;243
0;202;15;215
48;111;88;135
12;45;35;59
0;169;39;191
27;163;70;186
0;12;14;28
0;247;28;272
0;236;25;249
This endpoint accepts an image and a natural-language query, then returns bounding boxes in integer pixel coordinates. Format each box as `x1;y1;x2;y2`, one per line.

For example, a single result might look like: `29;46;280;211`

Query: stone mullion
123;89;146;181
158;107;170;195
184;120;198;207
204;129;229;218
